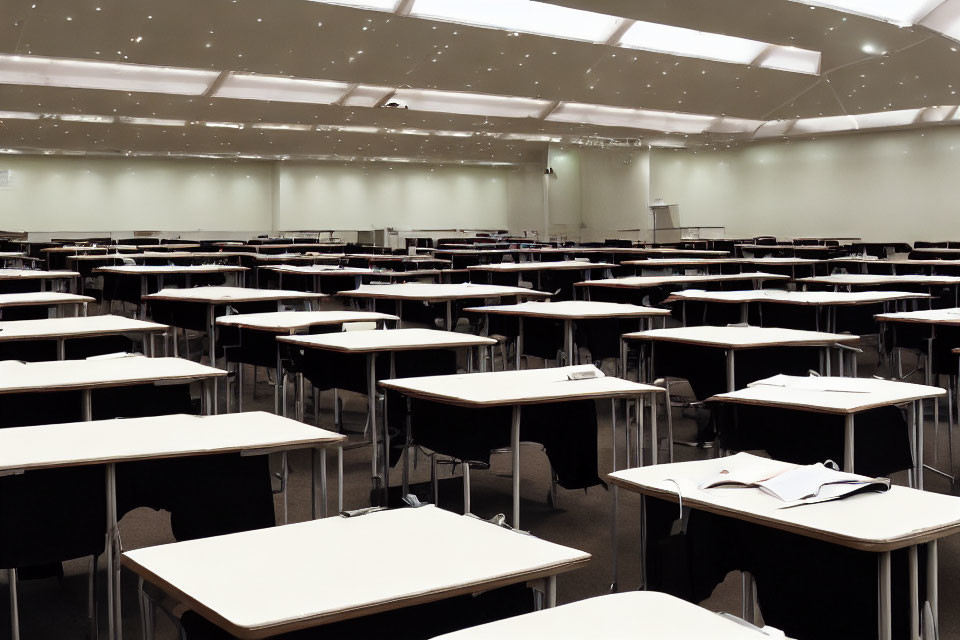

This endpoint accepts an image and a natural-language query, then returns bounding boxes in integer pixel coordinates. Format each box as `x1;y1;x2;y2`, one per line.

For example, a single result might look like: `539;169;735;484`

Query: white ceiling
1;0;958;162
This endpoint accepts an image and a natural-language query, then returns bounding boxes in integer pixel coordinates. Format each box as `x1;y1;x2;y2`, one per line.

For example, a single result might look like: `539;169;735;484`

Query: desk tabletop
0;314;167;341
95;264;248;275
622;325;859;349
432;592;779;640
575;273;789;289
608;452;960;551
122;506;590;639
0;292;94;308
0;411;343;472
380;365;663;407
278;327;496;353
143;286;324;304
0;269;79;280
0;354;225;394
709;374;944;414
466;261;614;272
666;288;929;306
625;257;822;267
266;265;376;276
216;310;397;332
875;307;960;326
464;300;670;319
338;283;551;301
798;274;960;286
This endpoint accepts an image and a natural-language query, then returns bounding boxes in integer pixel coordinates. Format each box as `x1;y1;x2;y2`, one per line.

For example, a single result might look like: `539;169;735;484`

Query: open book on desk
698;452;890;508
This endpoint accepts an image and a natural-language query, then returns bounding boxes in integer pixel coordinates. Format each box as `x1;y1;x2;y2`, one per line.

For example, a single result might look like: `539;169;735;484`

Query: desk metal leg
367;354;380;493
742;572;757;625
57;338;65;360
564;319;574;365
462;462;471;515
207;305;218;410
545;575;557;608
9;568;19;640
201;379;215;416
511;405;522;528
919;400;925;491
910;545;920;640
844;414;855;473
650;393;658;466
609;484;619;592
106;462;121;640
402;399;412;497
311;447;328;519
879;551;892;640
275;346;282;415
517;318;524;370
726;350;736;392
928;540;939;634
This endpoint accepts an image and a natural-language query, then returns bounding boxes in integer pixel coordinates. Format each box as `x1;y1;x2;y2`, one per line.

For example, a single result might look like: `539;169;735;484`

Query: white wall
0;156;271;234
0;155;539;236
275;162;512;232
650;127;960;243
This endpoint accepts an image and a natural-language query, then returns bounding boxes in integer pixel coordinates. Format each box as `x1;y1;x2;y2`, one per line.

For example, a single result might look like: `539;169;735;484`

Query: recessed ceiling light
252;123;314;131
618;21;820;74
307;0;400;10
204;121;245;129
119;116;188;126
409;0;624;43
0;54;218;95
0;110;42;120
392;87;551;118
433;130;474;137
213;72;351;104
59;114;115;123
788;0;945;27
546;102;718;134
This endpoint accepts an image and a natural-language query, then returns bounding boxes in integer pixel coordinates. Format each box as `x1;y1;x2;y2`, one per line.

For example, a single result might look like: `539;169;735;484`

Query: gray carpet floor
1;346;958;639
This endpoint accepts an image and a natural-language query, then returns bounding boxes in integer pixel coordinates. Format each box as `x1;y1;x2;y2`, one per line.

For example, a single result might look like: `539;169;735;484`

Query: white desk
279;328;498;496
338;283;551;330
467;261;614;290
143;287;325;403
608;453;960;640
0;411;344;640
432;592;783;640
464;300;669;365
0;315;168;359
797;274;960;305
0;354;225;415
0;269;79;292
123;505;590;639
575;273;789;300
666;289;928;331
217;310;398;413
710;374;944;484
0;292;94;317
381;365;665;527
623;326;861;389
96;264;249;298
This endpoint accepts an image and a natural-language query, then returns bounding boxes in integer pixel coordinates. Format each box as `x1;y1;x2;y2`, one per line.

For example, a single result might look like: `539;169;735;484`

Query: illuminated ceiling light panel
59;114;115;124
547;102;716;134
204;121;245;129
409;0;624;43
434;130;474;137
788;0;946;27
854;108;924;129
619;21;820;74
385;128;431;136
317;124;381;134
392;88;550;118
341;85;394;107
707;116;766;134
788;114;858;134
501;133;562;142
0;54;218;95
0;110;41;120
213;73;351;104
309;0;401;11
252;123;314;131
119;116;187;126
920;0;960;41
